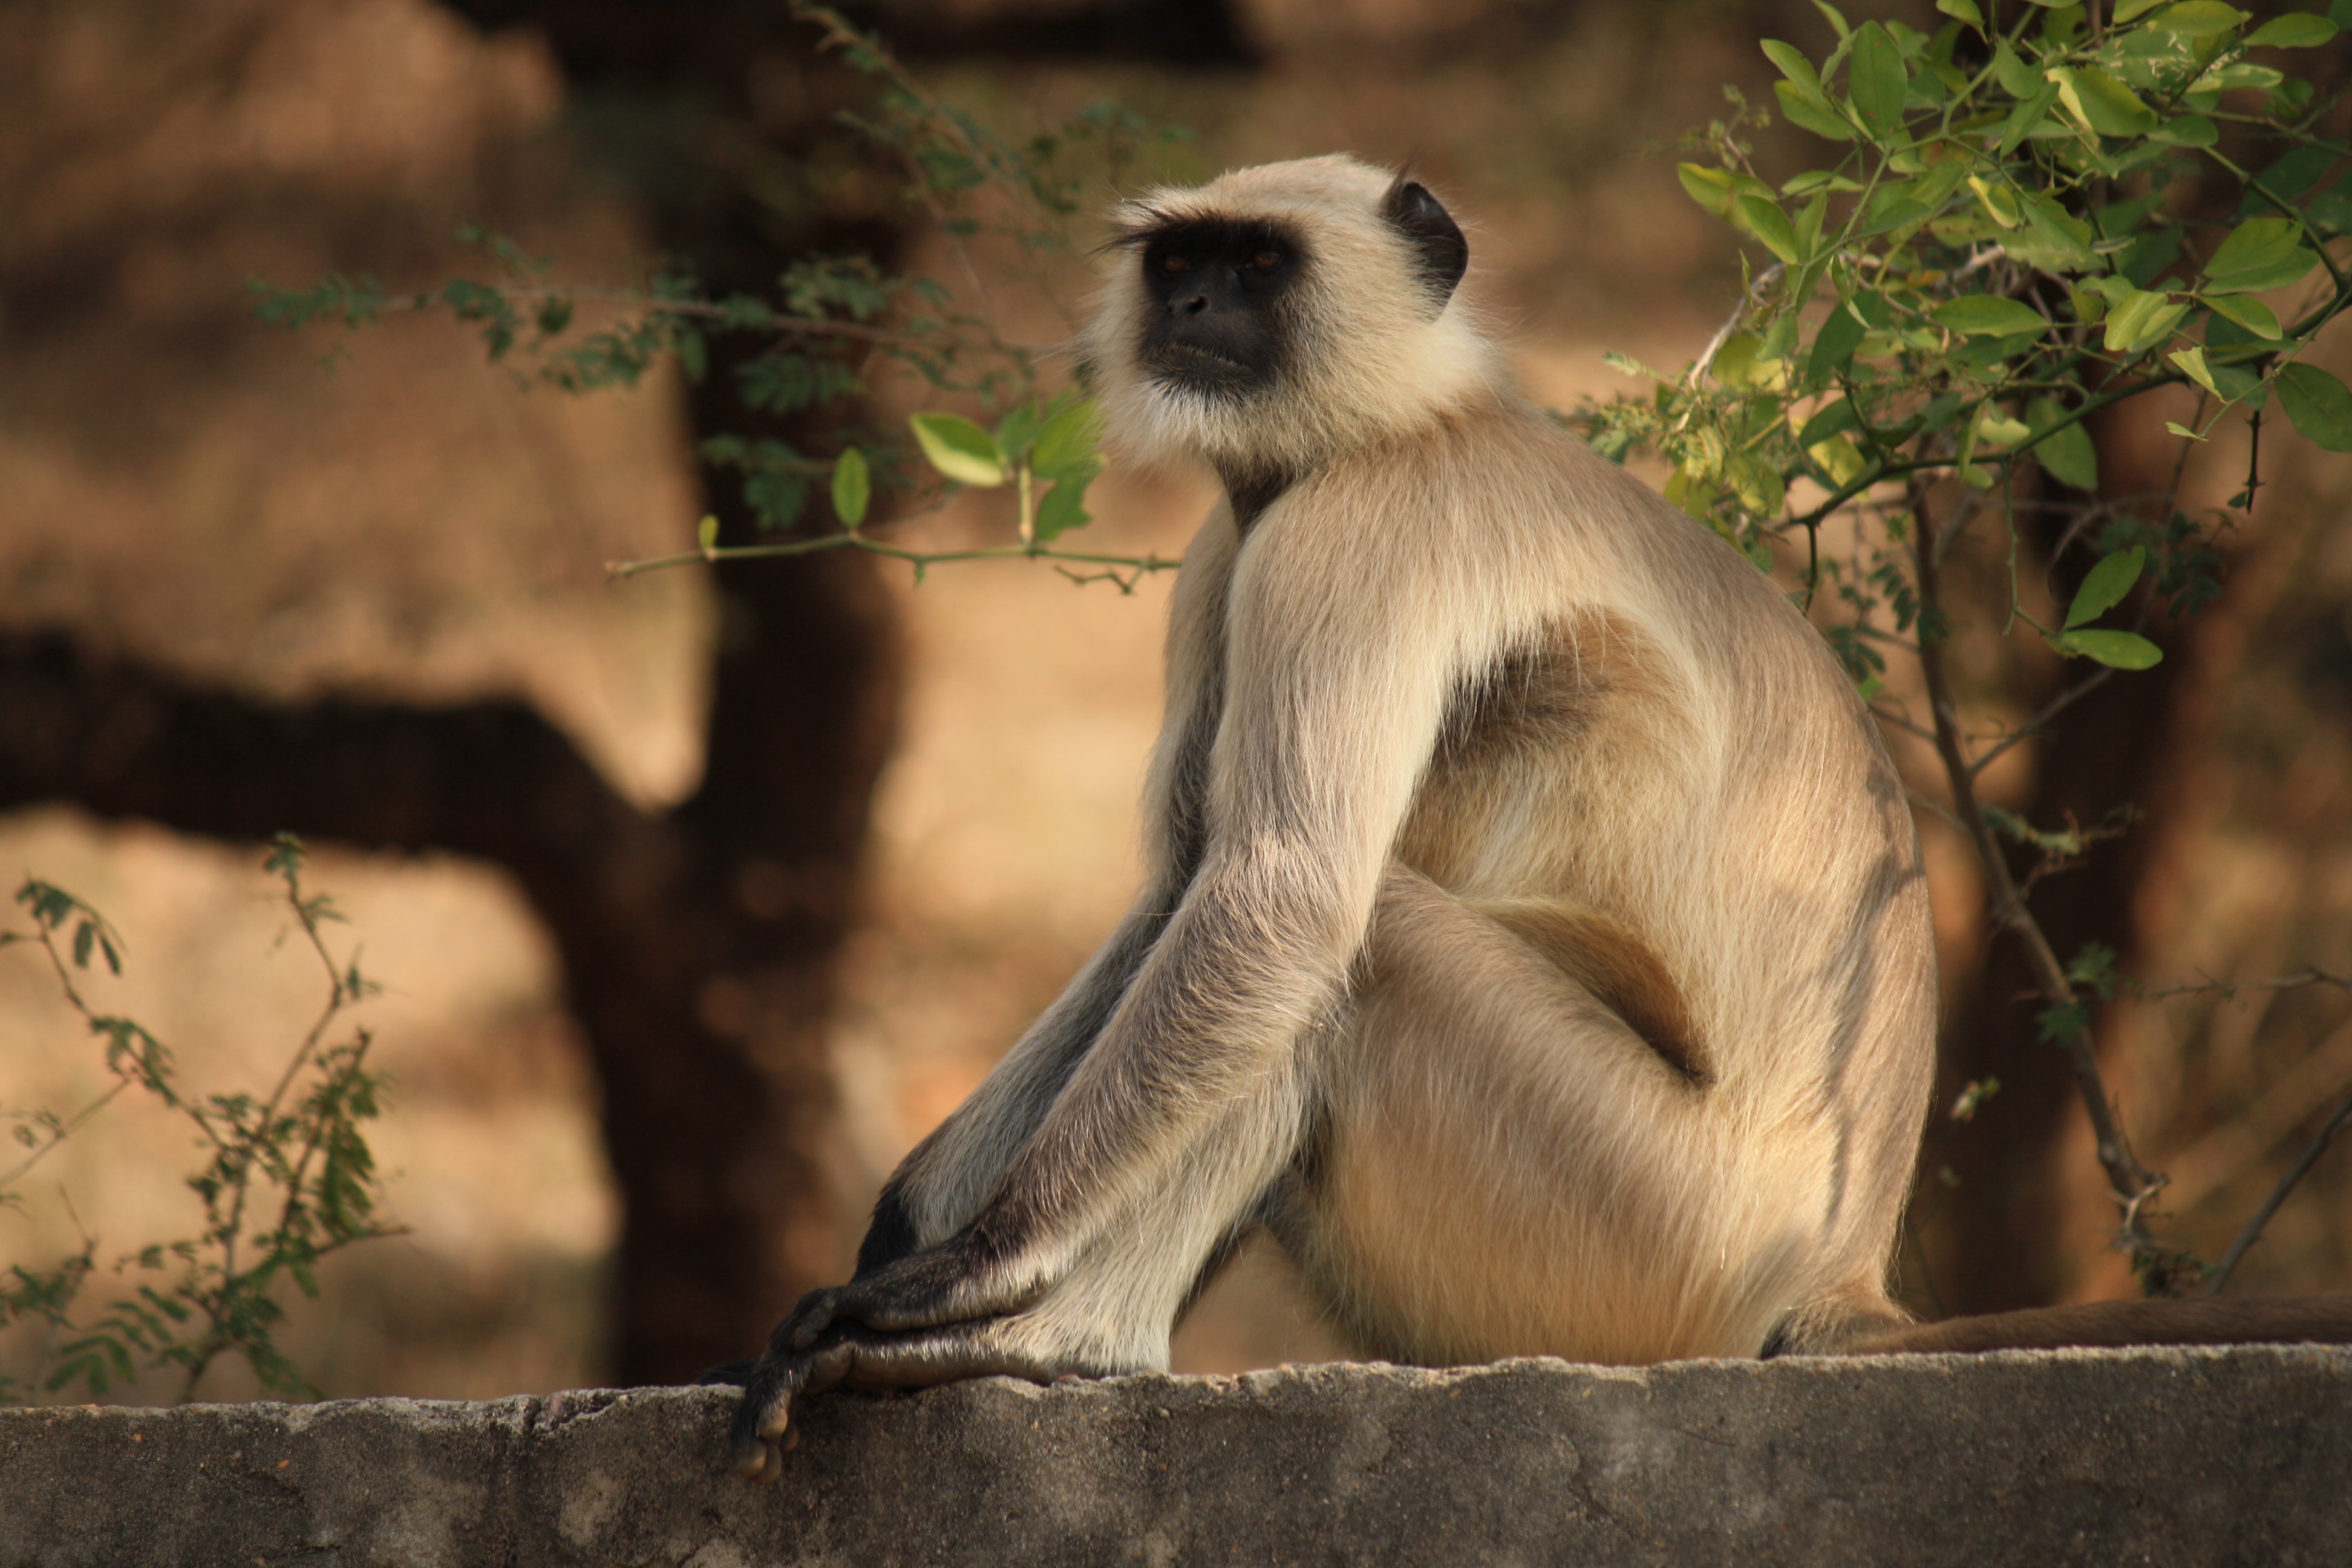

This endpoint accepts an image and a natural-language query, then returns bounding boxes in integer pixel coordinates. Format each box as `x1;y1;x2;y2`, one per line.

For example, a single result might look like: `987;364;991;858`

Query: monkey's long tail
1835;1293;2352;1354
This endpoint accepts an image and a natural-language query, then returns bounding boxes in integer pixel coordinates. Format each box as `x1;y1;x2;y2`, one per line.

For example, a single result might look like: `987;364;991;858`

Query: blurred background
2;0;2348;1402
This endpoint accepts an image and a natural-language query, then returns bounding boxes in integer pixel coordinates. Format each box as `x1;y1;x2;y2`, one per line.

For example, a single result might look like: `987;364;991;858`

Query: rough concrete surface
2;1347;2347;1567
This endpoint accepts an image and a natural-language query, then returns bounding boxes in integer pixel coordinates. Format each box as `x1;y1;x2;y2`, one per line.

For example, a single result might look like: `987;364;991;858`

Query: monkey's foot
727;1318;1065;1481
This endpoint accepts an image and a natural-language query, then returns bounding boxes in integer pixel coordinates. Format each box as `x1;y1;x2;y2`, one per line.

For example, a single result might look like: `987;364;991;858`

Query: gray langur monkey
725;155;2350;1478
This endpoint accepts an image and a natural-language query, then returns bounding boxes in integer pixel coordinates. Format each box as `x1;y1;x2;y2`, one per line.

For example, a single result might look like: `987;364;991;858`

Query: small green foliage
1949;1077;2001;1122
2;837;396;1404
909;412;1007;488
246;1;1181;586
831;448;872;528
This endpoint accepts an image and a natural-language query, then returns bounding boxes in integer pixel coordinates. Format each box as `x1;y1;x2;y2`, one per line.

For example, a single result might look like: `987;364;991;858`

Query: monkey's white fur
874;153;1939;1374
1082;156;1502;478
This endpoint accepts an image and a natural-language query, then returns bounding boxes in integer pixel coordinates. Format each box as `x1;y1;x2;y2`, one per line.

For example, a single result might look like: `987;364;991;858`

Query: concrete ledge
4;1347;2348;1566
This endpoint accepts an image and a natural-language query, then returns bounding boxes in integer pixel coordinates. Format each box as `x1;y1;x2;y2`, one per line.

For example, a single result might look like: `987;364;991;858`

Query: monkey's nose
1177;292;1209;316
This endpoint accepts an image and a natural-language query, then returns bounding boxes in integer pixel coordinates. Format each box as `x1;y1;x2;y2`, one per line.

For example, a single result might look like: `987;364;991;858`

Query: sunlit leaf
1678;163;1737;216
909;411;1007;487
2169;346;2221;400
2050;66;2158;138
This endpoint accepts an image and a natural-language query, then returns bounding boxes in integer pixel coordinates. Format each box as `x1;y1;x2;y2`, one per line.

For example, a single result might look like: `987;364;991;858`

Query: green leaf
2103;289;2189;353
2202;293;2282;339
1034;466;1100;541
2148;113;2218;147
1814;0;1852;38
2165;420;2208;440
1807;304;1870;386
2169;345;2221;399
1678;163;1737;216
2334;0;2352;30
2151;2;2250;36
1977;411;2032;446
830;446;871;528
909;412;1007;487
2025;397;2100;490
1968;176;2022;229
1774;80;1857;141
2114;0;2175;18
2245;13;2339;47
1998;79;2065;155
1030;397;1105;478
2050;65;2158;138
1847;23;1910;141
2275;362;2352;451
2201;217;2319;294
994;402;1042;460
2067;547;2145;629
1760;39;1820;89
696;514;719;555
1736;195;1805;263
2057;629;2164;668
1937;0;1984;22
2010;195;2100;272
1933;296;2050;337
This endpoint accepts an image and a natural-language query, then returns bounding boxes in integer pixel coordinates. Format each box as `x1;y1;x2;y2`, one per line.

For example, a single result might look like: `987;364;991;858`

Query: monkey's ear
1382;179;1468;310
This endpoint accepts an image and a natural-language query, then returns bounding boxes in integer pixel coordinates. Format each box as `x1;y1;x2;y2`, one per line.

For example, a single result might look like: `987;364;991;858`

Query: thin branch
1967;666;2115;781
2204;1088;2352;1296
608;529;1181;581
1870;704;1938;743
374;284;972;351
2136;967;2352;1004
1908;473;2171;1280
1693;263;1785;382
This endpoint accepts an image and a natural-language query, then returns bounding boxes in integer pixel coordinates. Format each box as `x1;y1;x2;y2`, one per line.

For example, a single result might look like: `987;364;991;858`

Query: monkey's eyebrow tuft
1100;205;1190;252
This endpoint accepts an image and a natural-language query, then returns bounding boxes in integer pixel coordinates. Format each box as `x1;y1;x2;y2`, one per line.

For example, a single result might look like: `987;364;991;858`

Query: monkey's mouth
1147;341;1257;388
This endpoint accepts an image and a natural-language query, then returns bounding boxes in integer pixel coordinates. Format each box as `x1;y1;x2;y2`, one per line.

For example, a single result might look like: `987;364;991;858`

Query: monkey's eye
1249;249;1283;270
1160;255;1191;274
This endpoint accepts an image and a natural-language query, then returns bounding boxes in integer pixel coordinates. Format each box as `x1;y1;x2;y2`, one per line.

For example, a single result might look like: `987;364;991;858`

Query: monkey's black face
1134;218;1303;397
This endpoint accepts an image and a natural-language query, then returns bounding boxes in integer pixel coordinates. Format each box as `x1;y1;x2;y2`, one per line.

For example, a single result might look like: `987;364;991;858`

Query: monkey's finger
727;1355;807;1478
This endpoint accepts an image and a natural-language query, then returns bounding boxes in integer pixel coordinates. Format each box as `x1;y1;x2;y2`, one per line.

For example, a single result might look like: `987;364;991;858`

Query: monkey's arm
842;509;1243;1276
848;898;1174;1276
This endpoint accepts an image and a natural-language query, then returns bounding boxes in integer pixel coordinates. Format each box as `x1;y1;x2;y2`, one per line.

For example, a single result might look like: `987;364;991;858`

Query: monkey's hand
728;1237;1072;1480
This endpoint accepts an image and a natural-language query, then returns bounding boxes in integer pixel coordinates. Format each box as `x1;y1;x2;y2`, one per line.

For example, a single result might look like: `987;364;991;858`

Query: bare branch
1967;666;2115;781
2138;968;2352;1004
1908;474;2176;1284
2204;1088;2352;1296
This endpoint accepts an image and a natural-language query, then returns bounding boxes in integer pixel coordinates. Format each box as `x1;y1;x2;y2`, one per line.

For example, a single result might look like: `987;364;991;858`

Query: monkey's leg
1275;867;1889;1368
